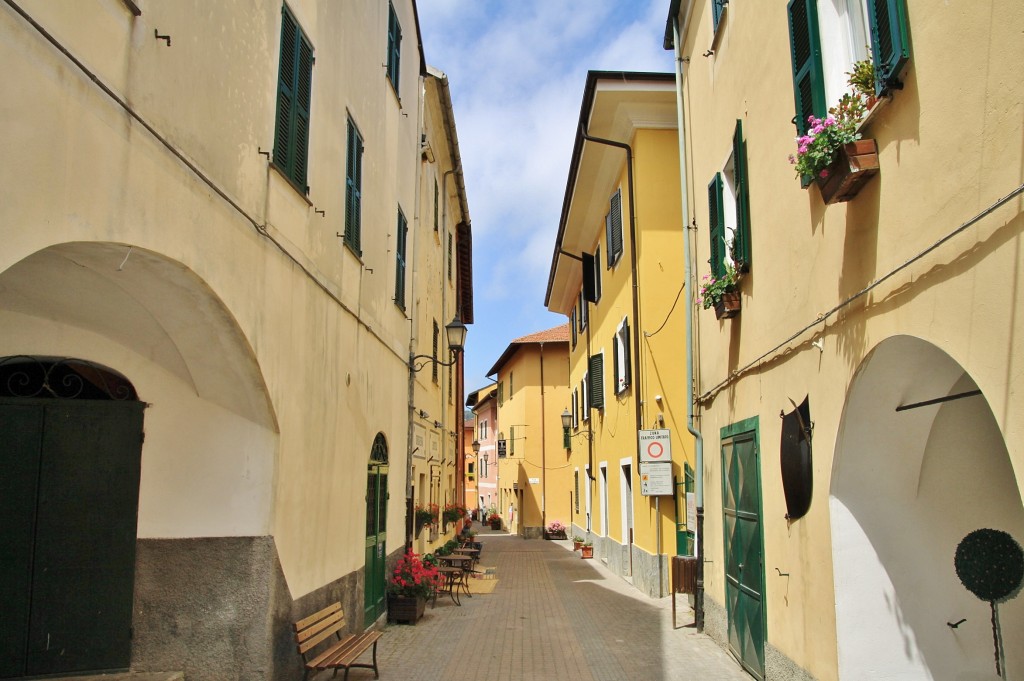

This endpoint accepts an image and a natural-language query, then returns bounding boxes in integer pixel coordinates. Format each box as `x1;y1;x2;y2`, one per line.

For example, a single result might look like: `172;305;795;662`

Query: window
580;375;589;421
582;249;602;303
712;0;727;34
589;353;605;410
433;179;439;232
787;0;910;134
510;425;515;457
479;419;488;440
344;117;364;255
572;388;579;429
613;317;631;395
498;381;504;406
509;371;514;398
386;2;402;94
571;307;577;348
273;5;314;192
447;233;453;282
574;470;580;513
708;120;753;274
606;189;623;268
431;320;439;383
468;462;475;481
394;208;408;309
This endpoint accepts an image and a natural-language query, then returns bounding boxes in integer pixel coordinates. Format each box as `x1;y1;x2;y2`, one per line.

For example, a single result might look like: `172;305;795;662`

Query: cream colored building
666;0;1023;679
487;325;572;538
545;71;693;598
0;1;470;679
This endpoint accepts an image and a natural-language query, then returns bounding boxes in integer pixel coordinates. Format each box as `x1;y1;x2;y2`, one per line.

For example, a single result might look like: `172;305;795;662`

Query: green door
363;434;389;624
722;426;765;679
0;399;144;678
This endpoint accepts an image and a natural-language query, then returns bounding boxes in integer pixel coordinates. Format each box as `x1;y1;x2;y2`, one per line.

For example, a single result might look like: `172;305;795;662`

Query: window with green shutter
606;189;623;268
395;208;408;310
707;173;726;279
447;233;453;282
345;118;364;255
712;0;727;34
510;425;515;456
589;353;604;410
433;179;439;232
274;5;314;193
786;0;825;136
431;320;439;383
613;317;630;395
386;2;402;95
867;0;910;95
732;120;752;269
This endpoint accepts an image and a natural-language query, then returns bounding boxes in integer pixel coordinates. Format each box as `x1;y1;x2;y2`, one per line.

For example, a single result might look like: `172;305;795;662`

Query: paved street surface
372;523;750;681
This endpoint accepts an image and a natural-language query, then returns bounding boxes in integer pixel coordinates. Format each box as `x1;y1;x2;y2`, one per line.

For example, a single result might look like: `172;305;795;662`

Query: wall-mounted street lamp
409;313;467;371
561;408;572;450
471;439;481;455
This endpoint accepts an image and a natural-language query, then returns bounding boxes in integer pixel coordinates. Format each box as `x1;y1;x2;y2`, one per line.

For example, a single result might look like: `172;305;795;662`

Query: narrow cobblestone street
372;524;749;681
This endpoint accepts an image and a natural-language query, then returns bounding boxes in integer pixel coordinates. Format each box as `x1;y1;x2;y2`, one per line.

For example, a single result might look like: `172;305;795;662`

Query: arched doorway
831;336;1024;678
0;356;144;678
364;433;389;624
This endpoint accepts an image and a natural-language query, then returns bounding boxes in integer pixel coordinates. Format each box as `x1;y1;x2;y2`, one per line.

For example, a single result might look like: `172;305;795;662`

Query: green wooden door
0;399;144;678
723;428;765;679
363;434;389;624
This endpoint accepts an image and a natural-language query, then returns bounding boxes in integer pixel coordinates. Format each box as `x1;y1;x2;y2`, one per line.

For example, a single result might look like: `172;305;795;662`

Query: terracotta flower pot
815;139;879;204
573;540;583;551
714;291;741;320
581;546;594;559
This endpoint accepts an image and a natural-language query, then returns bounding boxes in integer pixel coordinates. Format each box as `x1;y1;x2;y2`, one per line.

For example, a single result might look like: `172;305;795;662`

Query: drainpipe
671;2;705;631
578;126;644;471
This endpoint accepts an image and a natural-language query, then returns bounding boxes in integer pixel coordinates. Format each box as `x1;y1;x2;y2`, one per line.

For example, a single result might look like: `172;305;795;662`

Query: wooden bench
294;602;382;681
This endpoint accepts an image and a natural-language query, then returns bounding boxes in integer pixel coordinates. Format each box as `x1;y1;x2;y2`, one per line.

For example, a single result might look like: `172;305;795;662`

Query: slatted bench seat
295;602;382;681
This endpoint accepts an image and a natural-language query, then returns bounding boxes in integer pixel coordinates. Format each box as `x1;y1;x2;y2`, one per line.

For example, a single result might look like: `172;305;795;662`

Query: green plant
698;262;740;310
789;92;866;180
414;503;439;527
847;57;875;99
583;541;593;547
442;502;468;524
572;535;584;543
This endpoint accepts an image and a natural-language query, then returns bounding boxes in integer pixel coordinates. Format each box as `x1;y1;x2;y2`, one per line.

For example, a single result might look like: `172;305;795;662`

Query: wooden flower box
815;139;879;204
387;595;426;625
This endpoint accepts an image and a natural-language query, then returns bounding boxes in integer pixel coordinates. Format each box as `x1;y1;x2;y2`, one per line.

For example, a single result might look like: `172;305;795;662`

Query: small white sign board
686;492;696;529
639;462;673;496
528;477;540;485
638;429;672;462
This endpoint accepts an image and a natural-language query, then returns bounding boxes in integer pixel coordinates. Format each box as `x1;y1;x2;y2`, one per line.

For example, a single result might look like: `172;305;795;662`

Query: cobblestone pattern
367;524;750;681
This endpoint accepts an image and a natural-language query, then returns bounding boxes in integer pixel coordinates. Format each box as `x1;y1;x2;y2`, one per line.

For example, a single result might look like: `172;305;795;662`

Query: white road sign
638;429;672;462
640;462;673;496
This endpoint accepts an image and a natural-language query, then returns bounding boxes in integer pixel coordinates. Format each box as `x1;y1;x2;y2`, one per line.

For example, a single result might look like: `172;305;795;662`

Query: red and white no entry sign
647;441;664;458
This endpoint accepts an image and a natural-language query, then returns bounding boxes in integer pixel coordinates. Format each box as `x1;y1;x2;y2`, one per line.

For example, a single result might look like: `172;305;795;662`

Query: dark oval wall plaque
780;396;812;520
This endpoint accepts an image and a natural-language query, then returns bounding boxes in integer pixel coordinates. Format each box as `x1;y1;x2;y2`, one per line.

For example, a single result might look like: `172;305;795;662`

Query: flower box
815;139;879;204
387;594;426;624
544;530;567;540
580;545;594;559
714;291;741;320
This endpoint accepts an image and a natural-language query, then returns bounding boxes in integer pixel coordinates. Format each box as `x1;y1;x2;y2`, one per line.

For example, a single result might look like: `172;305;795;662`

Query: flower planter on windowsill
815;139;879;204
714;291;741;320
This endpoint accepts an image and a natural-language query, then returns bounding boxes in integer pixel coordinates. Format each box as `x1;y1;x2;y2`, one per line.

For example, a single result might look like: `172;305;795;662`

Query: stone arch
830;335;1024;678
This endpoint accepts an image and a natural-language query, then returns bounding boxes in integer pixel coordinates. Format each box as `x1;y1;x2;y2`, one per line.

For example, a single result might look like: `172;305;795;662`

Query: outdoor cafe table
434;565;463;606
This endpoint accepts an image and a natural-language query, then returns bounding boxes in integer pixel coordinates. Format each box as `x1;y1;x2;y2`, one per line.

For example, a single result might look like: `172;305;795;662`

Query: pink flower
819;169;829;178
788;155;796;164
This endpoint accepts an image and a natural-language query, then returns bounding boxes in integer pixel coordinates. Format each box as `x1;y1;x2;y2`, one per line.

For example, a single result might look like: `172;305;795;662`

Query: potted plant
487;511;502;530
847;57;876;108
545;521;567;540
414;503;439;535
790;89;879;204
580;541;594;559
699;262;741;320
572;535;584;551
387;550;441;624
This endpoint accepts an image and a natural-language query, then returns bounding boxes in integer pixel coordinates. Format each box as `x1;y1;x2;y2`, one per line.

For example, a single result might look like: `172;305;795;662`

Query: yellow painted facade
546;72;693;598
668;0;1024;678
489;328;572;539
0;1;470;678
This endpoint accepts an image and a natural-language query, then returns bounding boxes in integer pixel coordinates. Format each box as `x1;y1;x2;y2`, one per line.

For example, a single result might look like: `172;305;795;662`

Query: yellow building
0;2;470;679
545;71;693;598
666;0;1024;678
487;325;572;538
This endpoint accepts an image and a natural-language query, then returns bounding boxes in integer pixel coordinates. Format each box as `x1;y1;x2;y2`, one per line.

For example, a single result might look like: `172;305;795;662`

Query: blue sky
417;1;675;393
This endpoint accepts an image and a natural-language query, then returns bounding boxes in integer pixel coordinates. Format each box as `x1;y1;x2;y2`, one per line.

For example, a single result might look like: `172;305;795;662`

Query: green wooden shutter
447;233;453;281
510;426;515;456
621;318;631;390
612;332;619;395
571;308;577;348
274;8;297;179
787;0;825;136
387;3;402;92
395;209;407;309
712;0;726;33
345;119;363;255
594;246;602;301
433;179;439;231
608;189;623;266
867;0;910;95
589;354;604;410
708;173;726;278
582;253;597;303
732;120;752;269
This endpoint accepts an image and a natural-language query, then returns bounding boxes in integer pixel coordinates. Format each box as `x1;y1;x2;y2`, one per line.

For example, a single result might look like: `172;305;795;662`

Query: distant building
467;386;500;517
665;0;1024;678
486;325;572;538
